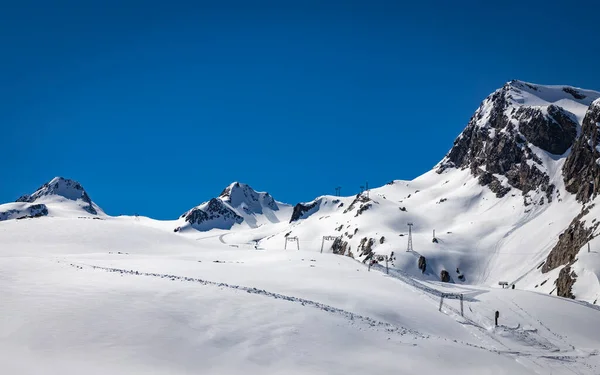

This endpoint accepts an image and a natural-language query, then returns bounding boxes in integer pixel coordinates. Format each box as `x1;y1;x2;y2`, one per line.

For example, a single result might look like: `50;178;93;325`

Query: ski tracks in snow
58;260;423;340
57;259;599;374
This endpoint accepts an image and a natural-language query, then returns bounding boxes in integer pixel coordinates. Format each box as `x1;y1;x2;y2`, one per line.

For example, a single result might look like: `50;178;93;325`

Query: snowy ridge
0;177;103;221
178;182;292;232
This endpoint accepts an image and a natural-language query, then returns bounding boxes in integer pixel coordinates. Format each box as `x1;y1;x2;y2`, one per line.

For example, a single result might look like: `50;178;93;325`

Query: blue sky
2;0;600;219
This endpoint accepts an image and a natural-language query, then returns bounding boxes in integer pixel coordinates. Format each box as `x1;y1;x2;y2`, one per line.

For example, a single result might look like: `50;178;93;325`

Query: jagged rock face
563;99;600;202
331;237;349;256
556;266;577;299
290;199;320;223
514;105;578;155
16;177;97;215
440;270;450;283
184;198;243;227
219;182;278;214
0;204;48;221
358;237;375;262
343;194;370;214
437;81;591;200
542;208;597;273
418;256;426;274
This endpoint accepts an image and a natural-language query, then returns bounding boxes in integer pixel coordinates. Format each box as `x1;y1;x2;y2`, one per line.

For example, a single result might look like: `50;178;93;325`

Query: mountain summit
178;182;290;232
437;80;600;203
1;177;102;220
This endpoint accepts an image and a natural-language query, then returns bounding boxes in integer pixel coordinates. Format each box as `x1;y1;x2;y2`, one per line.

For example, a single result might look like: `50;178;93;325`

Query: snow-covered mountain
176;80;600;302
176;182;292;232
3;81;600;304
0;177;103;220
5;80;600;374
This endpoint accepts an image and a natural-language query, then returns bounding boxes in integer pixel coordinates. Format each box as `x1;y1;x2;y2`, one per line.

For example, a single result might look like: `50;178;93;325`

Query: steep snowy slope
176;182;292;232
0;177;103;220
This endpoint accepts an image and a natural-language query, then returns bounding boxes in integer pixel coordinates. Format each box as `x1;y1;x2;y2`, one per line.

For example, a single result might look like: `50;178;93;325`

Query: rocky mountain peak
563;98;600;202
16;177;98;215
437;81;600;202
218;182;278;214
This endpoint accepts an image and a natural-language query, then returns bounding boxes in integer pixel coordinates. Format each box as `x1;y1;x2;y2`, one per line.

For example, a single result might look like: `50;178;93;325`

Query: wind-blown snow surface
1;217;600;374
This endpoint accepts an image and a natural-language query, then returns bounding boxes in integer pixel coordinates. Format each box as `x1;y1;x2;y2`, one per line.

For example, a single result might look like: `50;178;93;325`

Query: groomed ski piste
2;216;599;375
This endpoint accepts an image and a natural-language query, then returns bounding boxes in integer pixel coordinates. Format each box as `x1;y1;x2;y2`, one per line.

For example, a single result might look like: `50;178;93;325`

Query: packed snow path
56;256;600;375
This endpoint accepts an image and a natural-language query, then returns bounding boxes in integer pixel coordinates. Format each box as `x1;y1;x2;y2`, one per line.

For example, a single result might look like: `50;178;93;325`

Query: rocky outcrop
440;270;450;282
514;105;578;155
344;194;370;214
357;237;375;262
556;266;577;299
331;237;350;256
563;99;600;202
476;171;512;198
0;203;48;221
16;177;98;215
542;208;597;273
418;256;426;274
437;81;585;201
219;182;279;213
290;200;320;223
184;198;243;227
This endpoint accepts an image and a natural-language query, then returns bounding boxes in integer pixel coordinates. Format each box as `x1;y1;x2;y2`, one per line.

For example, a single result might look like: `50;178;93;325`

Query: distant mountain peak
218;181;278;214
16;177;99;215
179;182;284;231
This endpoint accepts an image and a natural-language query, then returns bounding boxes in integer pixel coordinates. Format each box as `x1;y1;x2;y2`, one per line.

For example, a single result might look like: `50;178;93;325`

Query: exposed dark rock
556;266;577;299
436;82;578;199
399;206;407;212
358;237;375;261
418;256;426;274
542;207;598;273
16;177;97;215
563;100;600;202
379;236;385;244
184;198;243;227
290;200;319;223
344;194;370;214
331;237;349;256
440;270;450;282
563;87;586;100
355;203;372;217
3;203;49;221
476;171;511;198
28;204;48;218
514;105;578;155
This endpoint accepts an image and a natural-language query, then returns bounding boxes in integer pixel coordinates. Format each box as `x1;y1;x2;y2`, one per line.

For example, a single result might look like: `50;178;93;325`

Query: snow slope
2;217;600;374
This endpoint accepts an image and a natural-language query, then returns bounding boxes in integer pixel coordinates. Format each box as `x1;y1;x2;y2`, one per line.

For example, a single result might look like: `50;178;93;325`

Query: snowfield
1;217;600;374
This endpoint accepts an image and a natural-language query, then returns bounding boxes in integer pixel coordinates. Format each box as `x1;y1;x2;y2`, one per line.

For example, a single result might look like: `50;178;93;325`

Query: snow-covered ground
2;217;599;374
3;81;600;373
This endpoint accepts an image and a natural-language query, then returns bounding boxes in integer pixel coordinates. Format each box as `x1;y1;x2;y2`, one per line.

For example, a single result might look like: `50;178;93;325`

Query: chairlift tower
406;222;414;252
285;236;300;250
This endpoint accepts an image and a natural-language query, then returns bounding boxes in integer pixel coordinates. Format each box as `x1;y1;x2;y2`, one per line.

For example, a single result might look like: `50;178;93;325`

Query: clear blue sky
2;0;599;219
